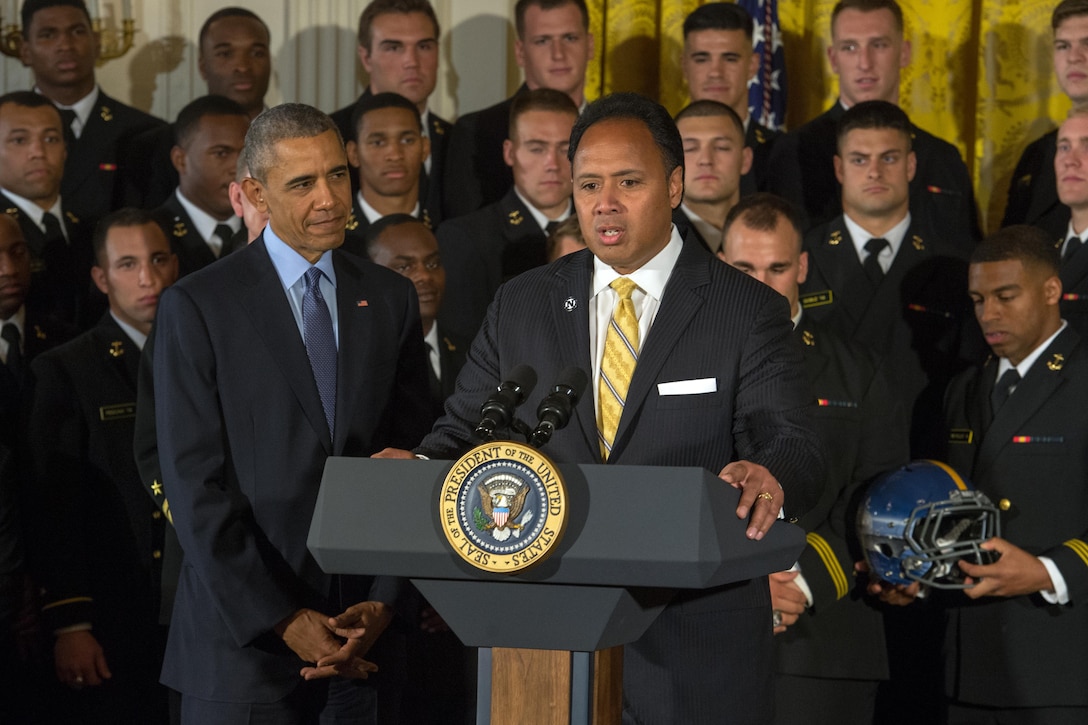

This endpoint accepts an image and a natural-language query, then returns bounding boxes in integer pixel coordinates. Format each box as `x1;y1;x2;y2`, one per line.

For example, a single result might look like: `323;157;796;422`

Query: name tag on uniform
99;402;136;421
800;291;833;309
948;429;973;444
658;378;717;396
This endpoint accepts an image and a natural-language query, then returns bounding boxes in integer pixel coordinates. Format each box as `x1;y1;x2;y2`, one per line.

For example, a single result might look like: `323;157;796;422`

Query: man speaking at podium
374;93;823;724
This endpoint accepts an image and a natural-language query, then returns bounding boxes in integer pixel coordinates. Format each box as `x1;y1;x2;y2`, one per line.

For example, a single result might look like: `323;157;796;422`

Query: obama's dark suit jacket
153;237;431;703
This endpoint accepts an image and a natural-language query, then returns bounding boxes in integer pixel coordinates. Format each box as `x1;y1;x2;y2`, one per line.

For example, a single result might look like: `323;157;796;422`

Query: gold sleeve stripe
923;459;969;491
806;532;849;600
42;596;93;611
1063;539;1088;568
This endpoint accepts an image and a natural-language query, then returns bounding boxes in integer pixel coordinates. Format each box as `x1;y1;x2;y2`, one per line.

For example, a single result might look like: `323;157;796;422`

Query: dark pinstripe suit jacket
419;237;824;724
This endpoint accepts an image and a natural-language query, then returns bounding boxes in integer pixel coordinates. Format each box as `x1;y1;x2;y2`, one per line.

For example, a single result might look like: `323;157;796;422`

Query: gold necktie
598;277;639;460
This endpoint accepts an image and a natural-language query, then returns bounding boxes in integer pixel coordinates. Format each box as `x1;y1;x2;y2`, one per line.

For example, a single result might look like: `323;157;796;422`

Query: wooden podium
308;457;804;724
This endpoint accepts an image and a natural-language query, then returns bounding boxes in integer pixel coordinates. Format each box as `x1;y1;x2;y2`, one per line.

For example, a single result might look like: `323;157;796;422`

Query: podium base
476;647;623;725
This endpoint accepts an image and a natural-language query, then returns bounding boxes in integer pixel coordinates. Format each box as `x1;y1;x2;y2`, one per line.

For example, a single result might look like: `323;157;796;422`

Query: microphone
474;364;538;442
528;367;589;449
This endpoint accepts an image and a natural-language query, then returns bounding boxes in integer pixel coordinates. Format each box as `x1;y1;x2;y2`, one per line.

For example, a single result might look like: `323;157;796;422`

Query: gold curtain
586;0;1065;233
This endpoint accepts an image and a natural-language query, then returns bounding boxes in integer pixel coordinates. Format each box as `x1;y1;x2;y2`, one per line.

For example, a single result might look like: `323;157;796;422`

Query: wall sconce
0;1;135;65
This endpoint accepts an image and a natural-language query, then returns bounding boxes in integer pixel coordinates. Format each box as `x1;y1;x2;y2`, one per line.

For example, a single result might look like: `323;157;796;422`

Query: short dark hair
568;92;684;179
364;213;433;258
514;0;589;38
722;193;805;253
21;0;90;38
830;0;904;36
674;100;746;140
244;104;342;184
1054;0;1088;30
92;207;165;267
682;2;753;42
836;99;913;153
350;92;422;143
173;95;249;150
545;215;583;260
509;88;579;139
357;0;440;49
198;7;270;51
970;225;1060;277
0;90;62;124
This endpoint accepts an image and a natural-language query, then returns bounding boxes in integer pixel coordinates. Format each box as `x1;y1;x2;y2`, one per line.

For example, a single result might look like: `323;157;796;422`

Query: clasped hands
275;601;392;680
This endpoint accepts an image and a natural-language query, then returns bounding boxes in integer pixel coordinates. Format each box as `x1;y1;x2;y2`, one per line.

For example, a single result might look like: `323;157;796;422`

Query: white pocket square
657;378;717;396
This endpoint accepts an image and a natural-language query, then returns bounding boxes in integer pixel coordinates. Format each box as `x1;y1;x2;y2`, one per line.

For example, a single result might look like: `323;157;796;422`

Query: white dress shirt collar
110;312;147;351
40;85;99;138
0;188;67;240
513;187;572;235
424;322;441;380
591;225;684;304
843;212;911;273
175;189;240;257
995;321;1068;383
357;191;420;225
0;306;26;365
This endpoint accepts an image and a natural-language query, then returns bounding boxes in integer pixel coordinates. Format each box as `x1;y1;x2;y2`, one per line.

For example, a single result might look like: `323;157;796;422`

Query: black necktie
57;108;77;145
303;267;337;439
213;224;234;257
863;238;889;285
990;368;1020;417
2;323;22;380
42;211;66;245
545;220;561;237
1064;236;1084;265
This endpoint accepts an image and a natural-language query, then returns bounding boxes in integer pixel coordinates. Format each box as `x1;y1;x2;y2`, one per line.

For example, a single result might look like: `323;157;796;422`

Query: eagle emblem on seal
476;475;532;542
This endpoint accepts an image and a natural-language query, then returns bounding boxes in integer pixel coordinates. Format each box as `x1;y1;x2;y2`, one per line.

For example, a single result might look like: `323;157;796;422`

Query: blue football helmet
858;460;1001;589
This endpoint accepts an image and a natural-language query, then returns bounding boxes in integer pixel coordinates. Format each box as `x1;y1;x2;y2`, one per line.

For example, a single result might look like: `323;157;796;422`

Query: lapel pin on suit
345;214;359;231
100;106;113;122
33;325;45;341
432;119;444;135
108;341;124;358
508;210;523;226
356;299;369;307
173;220;187;238
828;229;842;246
1047;353;1065;371
564;297;577;312
65;211;79;224
801;330;815;346
912;235;925;251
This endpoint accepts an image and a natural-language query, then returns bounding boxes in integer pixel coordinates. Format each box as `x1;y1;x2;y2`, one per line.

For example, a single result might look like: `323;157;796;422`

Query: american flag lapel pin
357;299;369;307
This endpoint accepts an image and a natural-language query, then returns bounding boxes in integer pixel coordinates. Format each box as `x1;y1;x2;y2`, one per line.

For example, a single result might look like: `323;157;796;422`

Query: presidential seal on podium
439;441;567;574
